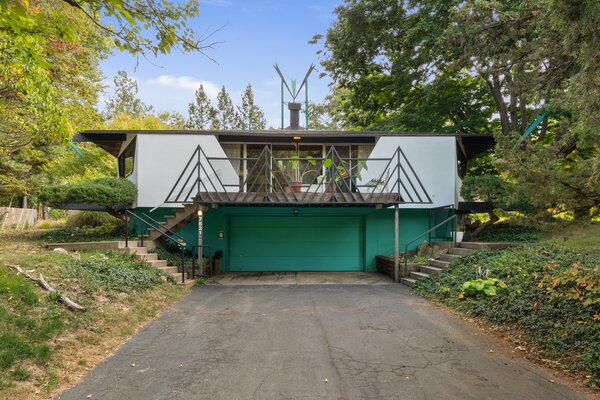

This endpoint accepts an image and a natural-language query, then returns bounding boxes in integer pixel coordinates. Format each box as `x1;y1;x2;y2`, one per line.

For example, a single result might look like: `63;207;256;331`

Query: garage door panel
230;216;363;272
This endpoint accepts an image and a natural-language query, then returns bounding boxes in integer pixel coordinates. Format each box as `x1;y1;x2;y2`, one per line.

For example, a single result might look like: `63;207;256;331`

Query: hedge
39;178;137;209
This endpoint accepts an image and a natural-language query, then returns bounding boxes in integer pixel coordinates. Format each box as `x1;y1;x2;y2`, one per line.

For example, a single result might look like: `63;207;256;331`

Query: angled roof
73;129;495;160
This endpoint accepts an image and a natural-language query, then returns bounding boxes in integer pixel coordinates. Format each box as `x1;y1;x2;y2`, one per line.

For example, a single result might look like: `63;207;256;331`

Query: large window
118;139;136;178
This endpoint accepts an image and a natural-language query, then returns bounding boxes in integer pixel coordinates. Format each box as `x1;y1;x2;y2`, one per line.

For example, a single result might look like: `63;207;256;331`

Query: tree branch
7;264;86;311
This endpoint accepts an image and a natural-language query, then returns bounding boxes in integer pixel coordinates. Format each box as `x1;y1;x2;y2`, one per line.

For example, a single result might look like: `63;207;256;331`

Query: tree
104;70;152;118
186;85;216;129
236;84;266;130
317;0;600;216
44;0;214;59
214;86;237;130
311;1;495;133
0;0;109;204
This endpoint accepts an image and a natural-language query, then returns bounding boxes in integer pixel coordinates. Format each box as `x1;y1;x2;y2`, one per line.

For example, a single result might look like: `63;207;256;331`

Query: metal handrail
404;213;457;278
165;145;433;206
123;210;192;284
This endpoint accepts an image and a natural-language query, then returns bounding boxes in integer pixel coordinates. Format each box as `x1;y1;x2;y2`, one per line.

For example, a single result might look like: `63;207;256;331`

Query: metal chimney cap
287;102;302;110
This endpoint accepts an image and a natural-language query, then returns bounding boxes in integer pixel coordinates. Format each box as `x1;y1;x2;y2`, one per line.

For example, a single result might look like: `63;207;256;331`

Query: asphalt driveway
58;283;585;400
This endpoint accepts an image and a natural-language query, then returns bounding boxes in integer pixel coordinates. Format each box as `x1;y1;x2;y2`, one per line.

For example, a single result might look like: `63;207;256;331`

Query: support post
305;80;309;130
124;212;129;248
197;206;203;275
394;203;399;282
281;80;284;129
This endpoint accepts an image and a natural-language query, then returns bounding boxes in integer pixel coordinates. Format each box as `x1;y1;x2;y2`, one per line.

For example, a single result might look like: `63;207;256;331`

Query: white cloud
146;75;220;100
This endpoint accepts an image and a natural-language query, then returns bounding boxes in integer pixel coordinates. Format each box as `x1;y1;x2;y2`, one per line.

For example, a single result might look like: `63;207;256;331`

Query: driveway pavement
58;283;586;400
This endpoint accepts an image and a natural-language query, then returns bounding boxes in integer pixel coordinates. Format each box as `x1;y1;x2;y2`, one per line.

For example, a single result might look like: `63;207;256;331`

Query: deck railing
165;145;432;206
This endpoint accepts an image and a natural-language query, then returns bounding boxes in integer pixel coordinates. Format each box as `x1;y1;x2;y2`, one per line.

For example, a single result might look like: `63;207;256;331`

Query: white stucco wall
132;134;238;208
364;136;457;209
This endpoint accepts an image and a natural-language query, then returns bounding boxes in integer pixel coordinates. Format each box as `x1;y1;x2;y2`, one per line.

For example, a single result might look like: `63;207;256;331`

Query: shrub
460;278;507;298
39;178;137;209
63;252;165;293
414;244;600;388
39;224;124;243
466;222;542;242
66;211;122;229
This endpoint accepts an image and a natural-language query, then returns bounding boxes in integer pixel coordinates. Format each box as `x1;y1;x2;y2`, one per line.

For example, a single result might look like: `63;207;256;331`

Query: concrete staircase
120;242;196;289
147;204;199;242
400;242;514;287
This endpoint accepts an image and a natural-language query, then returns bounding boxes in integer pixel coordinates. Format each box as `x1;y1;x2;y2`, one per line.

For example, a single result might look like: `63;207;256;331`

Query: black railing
123;210;195;284
165;145;432;206
404;212;457;278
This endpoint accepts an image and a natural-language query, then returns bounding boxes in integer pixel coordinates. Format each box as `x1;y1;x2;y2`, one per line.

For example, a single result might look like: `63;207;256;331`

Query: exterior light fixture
217;231;224;239
293;209;299;216
197;210;203;217
293;136;301;140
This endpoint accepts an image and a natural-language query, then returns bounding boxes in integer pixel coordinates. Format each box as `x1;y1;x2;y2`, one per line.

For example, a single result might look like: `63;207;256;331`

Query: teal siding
131;207;198;252
229;216;363;272
202;207;438;273
132;206;446;272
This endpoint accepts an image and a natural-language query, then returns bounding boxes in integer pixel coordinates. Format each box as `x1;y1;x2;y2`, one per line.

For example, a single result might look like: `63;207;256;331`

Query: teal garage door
229;216;363;272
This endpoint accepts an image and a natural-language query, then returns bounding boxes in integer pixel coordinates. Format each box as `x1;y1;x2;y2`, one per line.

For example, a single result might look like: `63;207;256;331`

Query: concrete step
123;246;148;255
420;265;443;275
135;253;158;261
180;279;196;289
147;259;168;268
430;259;451;269
448;247;476;256
438;253;461;263
409;271;430;280
401;278;417;287
159;266;179;275
460;242;517;251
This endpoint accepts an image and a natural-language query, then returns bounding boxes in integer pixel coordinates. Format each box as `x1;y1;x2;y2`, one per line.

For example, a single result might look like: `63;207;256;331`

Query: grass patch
414;243;600;389
0;231;186;399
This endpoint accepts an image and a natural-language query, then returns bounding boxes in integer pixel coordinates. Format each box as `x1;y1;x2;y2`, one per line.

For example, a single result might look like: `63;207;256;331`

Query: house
74;118;493;276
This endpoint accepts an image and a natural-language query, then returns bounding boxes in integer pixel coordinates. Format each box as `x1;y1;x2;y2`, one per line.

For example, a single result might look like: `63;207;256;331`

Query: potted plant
319;158;368;193
276;156;317;193
455;224;465;243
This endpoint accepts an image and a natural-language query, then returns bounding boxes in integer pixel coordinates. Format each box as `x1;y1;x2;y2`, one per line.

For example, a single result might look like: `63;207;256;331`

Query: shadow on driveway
58;284;586;400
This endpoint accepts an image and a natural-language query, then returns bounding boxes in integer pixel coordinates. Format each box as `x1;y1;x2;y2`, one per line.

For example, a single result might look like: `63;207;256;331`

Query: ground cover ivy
414;244;600;389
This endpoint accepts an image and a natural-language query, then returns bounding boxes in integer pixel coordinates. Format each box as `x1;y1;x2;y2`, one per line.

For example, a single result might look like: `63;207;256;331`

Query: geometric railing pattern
165;145;432;206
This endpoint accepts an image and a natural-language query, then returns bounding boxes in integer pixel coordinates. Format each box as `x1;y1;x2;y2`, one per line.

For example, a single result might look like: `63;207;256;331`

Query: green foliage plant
63;252;165;293
414;244;600;388
39;178;136;209
460;278;507;298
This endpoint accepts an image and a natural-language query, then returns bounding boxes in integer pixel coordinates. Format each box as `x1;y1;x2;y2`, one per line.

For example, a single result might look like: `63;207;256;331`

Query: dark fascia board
74;130;495;159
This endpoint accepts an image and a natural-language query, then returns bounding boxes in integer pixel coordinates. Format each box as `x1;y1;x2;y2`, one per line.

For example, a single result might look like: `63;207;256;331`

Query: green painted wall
202;207;436;273
132;206;446;272
131;207;199;252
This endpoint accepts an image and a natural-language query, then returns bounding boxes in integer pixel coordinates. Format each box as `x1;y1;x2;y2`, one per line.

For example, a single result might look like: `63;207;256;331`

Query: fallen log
7;264;86;311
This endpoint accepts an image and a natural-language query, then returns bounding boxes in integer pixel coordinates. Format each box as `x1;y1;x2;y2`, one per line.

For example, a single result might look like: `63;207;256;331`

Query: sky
100;0;342;129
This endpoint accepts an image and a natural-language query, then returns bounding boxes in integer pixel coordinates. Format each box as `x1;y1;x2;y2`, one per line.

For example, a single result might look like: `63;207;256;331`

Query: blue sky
100;0;342;128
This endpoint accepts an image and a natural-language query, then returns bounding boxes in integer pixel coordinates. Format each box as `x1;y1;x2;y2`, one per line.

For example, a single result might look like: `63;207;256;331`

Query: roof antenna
273;64;315;130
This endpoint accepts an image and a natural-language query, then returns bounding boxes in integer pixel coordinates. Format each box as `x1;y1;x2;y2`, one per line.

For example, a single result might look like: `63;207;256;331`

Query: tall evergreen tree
215;86;237;130
186;84;216;129
236;84;266;130
104;70;152;118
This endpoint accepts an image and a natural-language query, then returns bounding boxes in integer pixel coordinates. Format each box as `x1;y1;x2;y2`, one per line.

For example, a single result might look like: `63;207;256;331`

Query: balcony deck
165;145;431;207
195;191;400;206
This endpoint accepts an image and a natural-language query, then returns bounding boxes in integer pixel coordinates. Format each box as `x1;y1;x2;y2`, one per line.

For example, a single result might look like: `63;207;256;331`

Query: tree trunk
486;73;511;135
470;209;500;237
21;195;27;209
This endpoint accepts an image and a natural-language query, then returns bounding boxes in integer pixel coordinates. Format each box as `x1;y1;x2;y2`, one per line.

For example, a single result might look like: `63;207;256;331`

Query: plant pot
286;181;302;193
324;182;336;193
455;231;464;243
